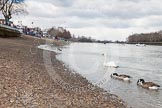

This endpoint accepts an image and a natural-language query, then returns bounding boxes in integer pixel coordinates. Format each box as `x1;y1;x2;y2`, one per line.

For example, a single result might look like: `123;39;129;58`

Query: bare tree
47;27;72;39
0;0;2;10
0;0;27;25
47;27;60;37
0;0;7;11
0;0;3;10
127;31;162;43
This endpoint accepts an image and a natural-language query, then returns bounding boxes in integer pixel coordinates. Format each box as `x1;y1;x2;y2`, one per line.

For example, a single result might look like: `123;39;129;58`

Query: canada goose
137;79;160;90
111;73;131;81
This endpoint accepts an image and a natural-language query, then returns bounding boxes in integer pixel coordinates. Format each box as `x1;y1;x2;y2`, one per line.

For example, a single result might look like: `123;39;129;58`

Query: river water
40;43;162;108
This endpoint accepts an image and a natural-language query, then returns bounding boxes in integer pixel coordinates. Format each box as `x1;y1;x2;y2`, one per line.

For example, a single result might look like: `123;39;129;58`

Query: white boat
135;43;146;47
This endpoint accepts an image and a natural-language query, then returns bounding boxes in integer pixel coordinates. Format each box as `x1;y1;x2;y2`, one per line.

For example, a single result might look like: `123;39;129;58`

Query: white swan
103;53;119;68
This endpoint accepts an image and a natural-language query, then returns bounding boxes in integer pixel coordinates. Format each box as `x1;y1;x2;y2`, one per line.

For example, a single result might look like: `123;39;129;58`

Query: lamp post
31;22;34;28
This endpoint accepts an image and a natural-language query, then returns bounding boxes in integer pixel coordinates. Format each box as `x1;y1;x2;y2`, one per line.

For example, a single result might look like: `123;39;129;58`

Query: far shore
126;42;162;45
0;35;128;108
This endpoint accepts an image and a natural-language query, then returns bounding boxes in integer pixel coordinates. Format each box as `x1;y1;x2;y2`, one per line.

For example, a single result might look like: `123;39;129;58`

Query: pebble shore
0;35;128;108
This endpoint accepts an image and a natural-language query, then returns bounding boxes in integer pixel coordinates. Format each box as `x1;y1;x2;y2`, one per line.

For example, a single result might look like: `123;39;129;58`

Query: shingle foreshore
0;35;128;108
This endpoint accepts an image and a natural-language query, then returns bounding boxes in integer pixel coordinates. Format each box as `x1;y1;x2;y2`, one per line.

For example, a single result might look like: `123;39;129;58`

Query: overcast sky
9;0;162;40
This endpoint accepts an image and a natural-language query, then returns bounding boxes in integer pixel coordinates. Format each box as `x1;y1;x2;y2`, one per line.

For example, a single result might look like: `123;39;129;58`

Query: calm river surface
56;43;162;108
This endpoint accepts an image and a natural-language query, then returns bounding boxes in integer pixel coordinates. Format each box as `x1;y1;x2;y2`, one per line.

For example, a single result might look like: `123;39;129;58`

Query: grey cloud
18;0;162;40
63;0;162;20
50;0;74;7
33;0;74;7
26;0;162;20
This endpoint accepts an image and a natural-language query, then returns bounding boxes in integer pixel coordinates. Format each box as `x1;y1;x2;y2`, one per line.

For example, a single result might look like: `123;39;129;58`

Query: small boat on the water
135;43;146;47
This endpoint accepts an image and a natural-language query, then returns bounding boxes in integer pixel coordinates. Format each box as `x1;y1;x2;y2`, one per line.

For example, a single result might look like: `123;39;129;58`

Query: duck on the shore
137;79;160;90
103;53;119;68
111;73;131;81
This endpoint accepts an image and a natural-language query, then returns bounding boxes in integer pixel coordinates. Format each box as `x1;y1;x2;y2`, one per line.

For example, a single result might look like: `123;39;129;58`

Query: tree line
47;27;71;40
127;31;162;42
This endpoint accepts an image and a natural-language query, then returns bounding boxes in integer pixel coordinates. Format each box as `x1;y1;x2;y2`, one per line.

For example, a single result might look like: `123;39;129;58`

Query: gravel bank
0;35;128;108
